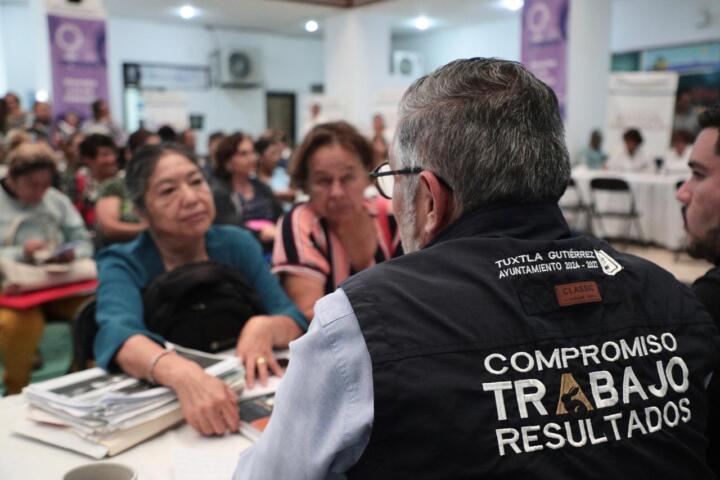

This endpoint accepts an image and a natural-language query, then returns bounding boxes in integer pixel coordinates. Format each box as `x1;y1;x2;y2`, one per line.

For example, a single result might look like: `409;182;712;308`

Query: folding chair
560;178;592;234
589;177;645;247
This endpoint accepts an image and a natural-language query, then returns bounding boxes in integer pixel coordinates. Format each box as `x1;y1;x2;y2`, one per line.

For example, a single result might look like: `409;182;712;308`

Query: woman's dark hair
91;99;102;119
290;121;374;191
671;129;695;145
80;133;116;159
0;98;7;134
623;128;643;145
127;128;153;154
125;143;200;210
7;142;58;178
4;92;20;109
254;136;279;157
213;132;253;181
157;125;178;143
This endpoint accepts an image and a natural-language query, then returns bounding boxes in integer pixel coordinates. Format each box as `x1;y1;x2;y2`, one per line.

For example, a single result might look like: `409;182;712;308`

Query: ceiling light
500;0;524;11
35;89;49;102
414;16;430;31
179;5;197;20
305;20;319;33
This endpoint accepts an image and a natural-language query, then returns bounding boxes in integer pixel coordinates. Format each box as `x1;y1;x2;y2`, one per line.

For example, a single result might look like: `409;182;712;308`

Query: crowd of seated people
0;93;400;413
0;142;93;394
577;126;695;174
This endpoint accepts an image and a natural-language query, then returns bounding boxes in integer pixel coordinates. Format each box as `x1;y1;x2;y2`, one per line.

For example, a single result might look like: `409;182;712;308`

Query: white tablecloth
0;395;252;480
561;168;687;249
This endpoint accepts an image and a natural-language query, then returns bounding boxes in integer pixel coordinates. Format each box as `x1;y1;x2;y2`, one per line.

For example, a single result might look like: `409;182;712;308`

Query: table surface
572;167;686;185
567;168;687;249
0;395;253;480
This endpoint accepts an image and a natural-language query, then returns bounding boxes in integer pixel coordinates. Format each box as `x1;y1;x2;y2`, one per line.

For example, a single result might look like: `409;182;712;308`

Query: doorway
266;92;296;147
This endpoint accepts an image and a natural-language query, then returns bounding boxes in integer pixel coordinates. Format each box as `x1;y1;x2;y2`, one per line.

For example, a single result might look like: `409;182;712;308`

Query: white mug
63;462;138;480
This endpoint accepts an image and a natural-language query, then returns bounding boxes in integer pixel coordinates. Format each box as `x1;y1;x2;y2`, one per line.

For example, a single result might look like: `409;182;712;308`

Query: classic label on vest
554;281;602;307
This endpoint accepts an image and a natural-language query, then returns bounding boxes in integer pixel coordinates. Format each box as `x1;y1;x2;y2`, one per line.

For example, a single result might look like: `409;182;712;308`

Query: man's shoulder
693;266;720;324
316;289;356;328
342;249;416;288
694;265;720;287
612;247;682;285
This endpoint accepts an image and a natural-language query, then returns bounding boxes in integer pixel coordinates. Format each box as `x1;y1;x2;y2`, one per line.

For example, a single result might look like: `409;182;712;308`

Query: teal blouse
94;225;307;369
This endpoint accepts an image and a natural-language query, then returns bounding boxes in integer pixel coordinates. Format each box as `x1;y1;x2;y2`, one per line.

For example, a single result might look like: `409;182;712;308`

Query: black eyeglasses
369;162;451;199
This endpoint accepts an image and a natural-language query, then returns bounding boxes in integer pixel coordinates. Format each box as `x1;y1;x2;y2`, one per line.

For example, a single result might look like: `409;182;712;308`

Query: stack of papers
14;344;245;458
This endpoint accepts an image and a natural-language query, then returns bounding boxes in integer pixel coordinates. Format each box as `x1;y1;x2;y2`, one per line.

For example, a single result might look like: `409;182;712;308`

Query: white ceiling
99;0;519;37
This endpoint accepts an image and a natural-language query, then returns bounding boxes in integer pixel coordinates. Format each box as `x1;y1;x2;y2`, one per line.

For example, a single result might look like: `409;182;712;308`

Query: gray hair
125;143;200;210
394;57;570;217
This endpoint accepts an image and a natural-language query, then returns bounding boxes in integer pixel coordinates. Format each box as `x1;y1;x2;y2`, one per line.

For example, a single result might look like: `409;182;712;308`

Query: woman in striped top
272;122;402;320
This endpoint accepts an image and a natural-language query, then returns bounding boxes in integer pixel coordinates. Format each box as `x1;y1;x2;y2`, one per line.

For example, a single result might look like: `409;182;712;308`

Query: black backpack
142;260;266;353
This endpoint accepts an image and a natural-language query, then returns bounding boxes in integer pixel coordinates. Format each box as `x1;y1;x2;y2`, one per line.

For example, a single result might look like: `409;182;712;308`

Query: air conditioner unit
212;48;263;88
392;51;423;78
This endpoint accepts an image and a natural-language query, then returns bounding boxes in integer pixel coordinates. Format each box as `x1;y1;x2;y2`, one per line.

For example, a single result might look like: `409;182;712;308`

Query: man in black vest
234;58;720;479
676;104;720;475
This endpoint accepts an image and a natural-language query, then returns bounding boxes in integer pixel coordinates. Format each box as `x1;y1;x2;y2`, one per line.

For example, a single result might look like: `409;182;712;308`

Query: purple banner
521;0;569;117
48;14;108;121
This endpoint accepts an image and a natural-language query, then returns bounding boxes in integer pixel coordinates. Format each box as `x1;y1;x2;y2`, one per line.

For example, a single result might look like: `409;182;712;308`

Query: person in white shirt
606;128;651;173
664;129;694;174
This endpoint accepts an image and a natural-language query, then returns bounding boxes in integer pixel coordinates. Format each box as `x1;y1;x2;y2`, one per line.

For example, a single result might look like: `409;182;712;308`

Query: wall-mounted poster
47;13;108;122
521;0;570;117
642;42;720;74
605;72;679;160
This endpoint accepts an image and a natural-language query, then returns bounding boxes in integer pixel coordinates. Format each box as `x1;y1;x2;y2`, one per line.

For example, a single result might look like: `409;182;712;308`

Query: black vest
343;203;720;479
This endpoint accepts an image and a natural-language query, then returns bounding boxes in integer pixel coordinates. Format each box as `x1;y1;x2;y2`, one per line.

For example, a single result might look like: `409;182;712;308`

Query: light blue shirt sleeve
233;288;374;479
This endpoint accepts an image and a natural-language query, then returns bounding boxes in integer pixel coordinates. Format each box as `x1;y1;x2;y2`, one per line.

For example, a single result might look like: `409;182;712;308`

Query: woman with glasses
272;121;402;320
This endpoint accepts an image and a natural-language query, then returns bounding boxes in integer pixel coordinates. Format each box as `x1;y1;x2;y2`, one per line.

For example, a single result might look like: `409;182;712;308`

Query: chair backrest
588;177;637;214
560;177;583;208
590;177;630;192
69;299;97;373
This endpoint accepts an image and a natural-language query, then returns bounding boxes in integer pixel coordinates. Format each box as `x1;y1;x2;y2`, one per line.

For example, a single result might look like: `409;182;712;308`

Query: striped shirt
272;198;401;294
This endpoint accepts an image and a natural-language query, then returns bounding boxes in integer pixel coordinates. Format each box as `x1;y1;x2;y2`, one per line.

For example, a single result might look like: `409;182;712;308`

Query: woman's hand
236;315;286;388
156;355;239;436
23;239;46;261
259;225;277;244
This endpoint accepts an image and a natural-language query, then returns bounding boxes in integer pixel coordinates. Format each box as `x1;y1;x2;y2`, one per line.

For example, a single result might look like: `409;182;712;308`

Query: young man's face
676;127;720;262
88;146;118;181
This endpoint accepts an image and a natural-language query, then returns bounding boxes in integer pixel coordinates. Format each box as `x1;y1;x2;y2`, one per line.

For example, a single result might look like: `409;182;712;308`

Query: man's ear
417;170;454;240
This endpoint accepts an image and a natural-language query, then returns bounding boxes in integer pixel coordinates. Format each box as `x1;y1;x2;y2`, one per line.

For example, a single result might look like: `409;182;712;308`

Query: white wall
392;17;522;75
0;5;7;94
392;0;720;74
611;0;720;52
0;3;36;105
566;0;612;158
107;18;324;150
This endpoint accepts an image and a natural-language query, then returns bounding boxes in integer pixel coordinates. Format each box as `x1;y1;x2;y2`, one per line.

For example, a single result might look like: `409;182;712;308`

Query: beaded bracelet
147;349;173;385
